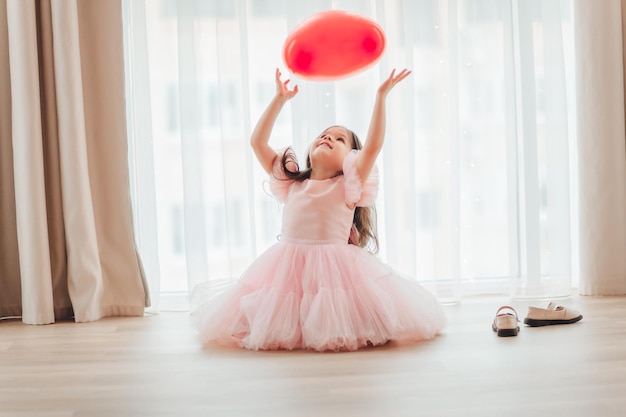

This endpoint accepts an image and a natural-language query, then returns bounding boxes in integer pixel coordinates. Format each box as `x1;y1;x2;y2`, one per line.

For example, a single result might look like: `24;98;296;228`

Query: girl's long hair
280;127;379;254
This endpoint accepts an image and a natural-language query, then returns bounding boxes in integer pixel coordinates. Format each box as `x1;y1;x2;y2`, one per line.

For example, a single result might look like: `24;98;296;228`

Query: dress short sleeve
269;148;296;202
343;150;379;206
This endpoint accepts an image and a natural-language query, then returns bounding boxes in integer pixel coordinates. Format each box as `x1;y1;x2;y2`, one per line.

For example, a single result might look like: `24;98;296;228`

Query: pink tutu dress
192;150;446;351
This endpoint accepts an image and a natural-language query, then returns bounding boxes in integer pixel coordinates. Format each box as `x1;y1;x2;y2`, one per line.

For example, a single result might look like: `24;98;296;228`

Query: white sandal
492;306;520;337
524;302;583;327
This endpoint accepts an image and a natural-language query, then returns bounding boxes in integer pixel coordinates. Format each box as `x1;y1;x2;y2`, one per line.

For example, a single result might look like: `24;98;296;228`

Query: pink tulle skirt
191;240;446;352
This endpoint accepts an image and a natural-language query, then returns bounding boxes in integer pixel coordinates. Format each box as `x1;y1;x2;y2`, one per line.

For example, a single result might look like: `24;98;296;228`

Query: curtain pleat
6;0;57;324
0;0;22;318
49;0;105;322
575;0;626;295
75;0;151;316
38;0;73;320
0;0;149;324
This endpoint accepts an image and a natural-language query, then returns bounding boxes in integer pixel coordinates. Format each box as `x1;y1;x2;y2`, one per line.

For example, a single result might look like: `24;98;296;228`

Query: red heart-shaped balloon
283;10;386;81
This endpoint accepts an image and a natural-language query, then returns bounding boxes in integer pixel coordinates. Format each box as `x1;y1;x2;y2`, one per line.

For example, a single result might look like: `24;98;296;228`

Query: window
124;0;577;307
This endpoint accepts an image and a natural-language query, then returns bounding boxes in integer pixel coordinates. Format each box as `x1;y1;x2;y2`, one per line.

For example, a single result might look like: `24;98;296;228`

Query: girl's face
308;126;353;177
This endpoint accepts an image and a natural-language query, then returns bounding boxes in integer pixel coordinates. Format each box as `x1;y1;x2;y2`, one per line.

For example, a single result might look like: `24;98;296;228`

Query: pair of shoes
524;302;583;327
492;306;520;337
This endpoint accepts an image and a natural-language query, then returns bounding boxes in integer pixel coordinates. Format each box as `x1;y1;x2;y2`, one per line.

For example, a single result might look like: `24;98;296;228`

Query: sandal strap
494;305;518;319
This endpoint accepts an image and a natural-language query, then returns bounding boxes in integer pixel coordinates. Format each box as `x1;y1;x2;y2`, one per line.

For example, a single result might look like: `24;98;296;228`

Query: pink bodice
270;149;379;243
281;177;354;242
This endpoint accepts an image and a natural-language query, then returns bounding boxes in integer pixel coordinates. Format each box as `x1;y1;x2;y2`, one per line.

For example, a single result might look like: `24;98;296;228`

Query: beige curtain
0;0;149;324
575;0;626;295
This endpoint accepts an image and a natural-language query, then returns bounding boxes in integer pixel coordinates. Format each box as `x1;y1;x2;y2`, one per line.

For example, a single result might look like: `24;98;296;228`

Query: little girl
193;68;446;351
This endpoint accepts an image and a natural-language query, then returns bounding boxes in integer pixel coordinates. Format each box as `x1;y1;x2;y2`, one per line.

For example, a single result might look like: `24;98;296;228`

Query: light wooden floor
1;294;625;417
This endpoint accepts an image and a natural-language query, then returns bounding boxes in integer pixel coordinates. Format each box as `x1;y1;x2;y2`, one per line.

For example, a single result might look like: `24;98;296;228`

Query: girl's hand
377;68;412;98
275;68;299;100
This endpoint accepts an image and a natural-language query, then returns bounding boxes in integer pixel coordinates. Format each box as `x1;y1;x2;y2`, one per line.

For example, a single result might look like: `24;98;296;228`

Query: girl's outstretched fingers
378;68;412;96
390;68;412;83
275;68;299;99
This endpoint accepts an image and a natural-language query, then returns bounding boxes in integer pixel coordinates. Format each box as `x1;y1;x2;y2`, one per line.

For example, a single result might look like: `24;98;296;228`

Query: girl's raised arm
250;68;299;174
356;69;412;182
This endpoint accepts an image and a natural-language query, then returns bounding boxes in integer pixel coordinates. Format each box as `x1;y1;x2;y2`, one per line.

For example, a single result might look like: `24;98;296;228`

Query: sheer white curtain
122;0;576;310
